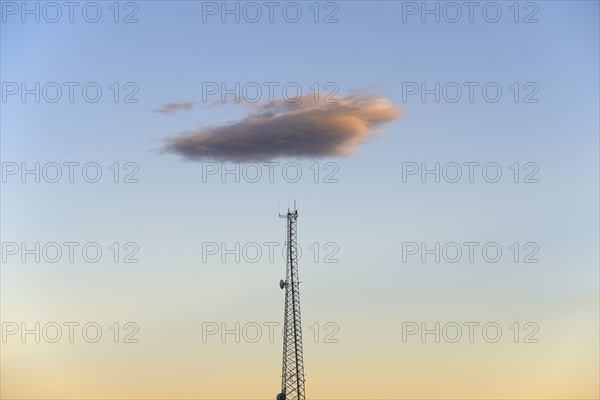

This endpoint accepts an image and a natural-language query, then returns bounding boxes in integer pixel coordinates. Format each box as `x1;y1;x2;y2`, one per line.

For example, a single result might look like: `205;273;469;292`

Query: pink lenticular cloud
161;92;402;162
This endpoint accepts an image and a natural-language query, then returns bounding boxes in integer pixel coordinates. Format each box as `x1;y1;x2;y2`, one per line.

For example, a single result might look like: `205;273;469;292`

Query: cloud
153;101;196;115
160;92;401;162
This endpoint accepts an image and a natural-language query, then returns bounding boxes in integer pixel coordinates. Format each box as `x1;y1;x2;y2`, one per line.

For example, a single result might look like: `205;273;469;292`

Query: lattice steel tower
276;208;306;400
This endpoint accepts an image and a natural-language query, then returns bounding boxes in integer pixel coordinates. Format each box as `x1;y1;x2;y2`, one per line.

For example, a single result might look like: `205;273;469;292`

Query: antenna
276;207;305;400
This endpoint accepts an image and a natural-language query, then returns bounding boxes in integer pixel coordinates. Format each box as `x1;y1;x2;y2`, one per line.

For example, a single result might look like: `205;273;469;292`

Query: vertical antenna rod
276;207;305;400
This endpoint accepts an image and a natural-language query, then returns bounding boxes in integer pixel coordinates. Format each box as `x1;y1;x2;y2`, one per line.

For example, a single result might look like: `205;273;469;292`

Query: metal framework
276;209;305;400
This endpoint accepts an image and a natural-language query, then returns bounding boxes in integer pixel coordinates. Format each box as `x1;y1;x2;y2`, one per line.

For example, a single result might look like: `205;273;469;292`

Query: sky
1;1;599;399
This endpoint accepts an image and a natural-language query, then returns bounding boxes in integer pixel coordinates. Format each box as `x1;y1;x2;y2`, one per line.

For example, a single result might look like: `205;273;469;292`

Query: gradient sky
1;1;599;399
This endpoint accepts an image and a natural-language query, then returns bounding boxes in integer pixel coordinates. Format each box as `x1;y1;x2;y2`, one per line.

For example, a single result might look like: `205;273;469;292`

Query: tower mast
277;207;305;400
